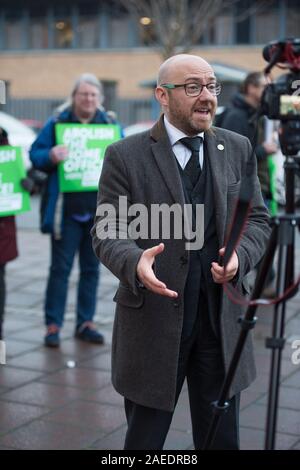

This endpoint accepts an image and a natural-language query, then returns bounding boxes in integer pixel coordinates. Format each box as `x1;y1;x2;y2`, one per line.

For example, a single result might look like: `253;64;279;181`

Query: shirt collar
164;115;204;146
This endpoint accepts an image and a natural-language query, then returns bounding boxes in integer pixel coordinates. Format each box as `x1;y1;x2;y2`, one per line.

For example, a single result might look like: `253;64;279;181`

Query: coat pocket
228;181;241;193
113;284;144;308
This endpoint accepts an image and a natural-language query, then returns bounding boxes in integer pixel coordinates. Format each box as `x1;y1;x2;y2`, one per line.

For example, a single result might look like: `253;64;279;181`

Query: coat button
173;300;180;307
180;255;188;265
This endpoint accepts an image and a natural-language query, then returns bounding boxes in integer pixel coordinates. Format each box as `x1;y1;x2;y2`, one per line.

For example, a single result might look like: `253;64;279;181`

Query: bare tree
118;0;273;59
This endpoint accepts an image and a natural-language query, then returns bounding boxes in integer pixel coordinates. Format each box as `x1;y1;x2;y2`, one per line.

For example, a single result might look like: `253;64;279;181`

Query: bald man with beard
92;54;270;449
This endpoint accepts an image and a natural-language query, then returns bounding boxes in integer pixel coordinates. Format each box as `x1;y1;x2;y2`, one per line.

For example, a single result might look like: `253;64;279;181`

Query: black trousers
124;301;240;450
0;264;5;339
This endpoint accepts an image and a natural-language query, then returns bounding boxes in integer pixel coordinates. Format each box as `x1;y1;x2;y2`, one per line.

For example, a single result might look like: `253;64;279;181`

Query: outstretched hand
136;243;178;298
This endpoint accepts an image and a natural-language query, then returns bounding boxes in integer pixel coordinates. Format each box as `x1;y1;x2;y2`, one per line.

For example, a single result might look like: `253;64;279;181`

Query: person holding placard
30;74;120;347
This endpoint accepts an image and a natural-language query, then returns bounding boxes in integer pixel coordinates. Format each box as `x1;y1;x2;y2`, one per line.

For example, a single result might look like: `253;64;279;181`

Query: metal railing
3;97;153;127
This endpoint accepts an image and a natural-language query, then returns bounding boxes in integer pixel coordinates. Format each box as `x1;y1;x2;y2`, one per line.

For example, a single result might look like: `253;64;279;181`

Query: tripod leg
202;223;279;449
265;220;295;450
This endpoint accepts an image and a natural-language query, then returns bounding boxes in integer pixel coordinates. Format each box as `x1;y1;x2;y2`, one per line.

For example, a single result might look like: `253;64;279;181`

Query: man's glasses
161;82;221;97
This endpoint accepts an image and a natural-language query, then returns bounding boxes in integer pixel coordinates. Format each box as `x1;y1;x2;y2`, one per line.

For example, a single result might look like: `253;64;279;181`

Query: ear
155;86;169;107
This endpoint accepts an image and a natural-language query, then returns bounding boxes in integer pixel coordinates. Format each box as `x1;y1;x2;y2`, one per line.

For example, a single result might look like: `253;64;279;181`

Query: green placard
0;146;31;216
56;123;121;192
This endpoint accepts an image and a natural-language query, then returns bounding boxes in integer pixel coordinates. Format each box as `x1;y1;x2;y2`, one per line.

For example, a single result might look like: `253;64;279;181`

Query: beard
168;100;215;135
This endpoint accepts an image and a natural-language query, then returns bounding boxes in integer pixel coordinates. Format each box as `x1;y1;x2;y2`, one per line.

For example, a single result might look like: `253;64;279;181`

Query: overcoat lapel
204;130;228;245
150;117;186;208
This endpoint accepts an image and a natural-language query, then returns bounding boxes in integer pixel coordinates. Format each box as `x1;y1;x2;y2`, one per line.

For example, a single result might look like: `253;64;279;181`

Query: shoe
44;324;60;348
75;321;105;345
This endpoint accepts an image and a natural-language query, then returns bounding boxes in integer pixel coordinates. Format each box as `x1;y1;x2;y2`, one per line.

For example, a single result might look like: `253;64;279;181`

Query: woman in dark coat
0;127;18;339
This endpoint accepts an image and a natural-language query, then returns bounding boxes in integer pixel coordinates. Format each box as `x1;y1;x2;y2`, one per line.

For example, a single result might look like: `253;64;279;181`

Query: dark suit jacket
92;116;271;412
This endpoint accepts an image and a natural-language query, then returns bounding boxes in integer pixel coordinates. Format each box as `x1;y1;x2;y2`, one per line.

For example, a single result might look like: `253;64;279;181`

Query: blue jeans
45;216;99;328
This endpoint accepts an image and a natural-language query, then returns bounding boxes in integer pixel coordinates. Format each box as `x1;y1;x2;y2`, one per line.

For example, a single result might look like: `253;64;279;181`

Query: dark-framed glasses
161;82;221;97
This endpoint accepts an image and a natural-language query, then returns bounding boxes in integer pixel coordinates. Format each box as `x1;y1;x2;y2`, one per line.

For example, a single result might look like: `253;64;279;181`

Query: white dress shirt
164;115;204;170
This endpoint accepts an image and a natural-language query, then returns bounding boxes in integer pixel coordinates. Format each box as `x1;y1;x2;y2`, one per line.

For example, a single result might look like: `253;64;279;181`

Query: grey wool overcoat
91;116;271;412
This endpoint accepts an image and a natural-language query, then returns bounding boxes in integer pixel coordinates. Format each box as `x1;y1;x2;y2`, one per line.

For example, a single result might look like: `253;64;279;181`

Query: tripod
203;156;300;450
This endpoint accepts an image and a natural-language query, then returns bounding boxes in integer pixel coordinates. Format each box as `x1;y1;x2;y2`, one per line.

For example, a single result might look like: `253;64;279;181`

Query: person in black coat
219;72;278;202
92;55;270;450
30;74;118;347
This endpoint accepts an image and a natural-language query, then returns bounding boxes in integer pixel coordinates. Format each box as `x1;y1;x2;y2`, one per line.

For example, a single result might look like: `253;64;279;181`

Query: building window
235;0;251;44
29;5;48;49
254;1;279;43
204;13;234;46
76;2;99;48
53;6;73;48
107;4;131;48
110;17;130;47
214;14;234;45
4;8;24;49
235;17;251;44
286;0;300;38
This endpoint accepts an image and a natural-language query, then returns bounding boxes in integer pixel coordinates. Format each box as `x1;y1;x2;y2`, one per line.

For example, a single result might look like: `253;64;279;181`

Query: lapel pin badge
217;144;224;151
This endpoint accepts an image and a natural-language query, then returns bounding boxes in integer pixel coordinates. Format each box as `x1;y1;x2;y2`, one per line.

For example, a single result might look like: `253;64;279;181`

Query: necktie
180;136;203;187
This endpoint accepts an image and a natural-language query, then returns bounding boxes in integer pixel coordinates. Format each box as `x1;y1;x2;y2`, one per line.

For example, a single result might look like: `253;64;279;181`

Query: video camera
260;38;300;156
